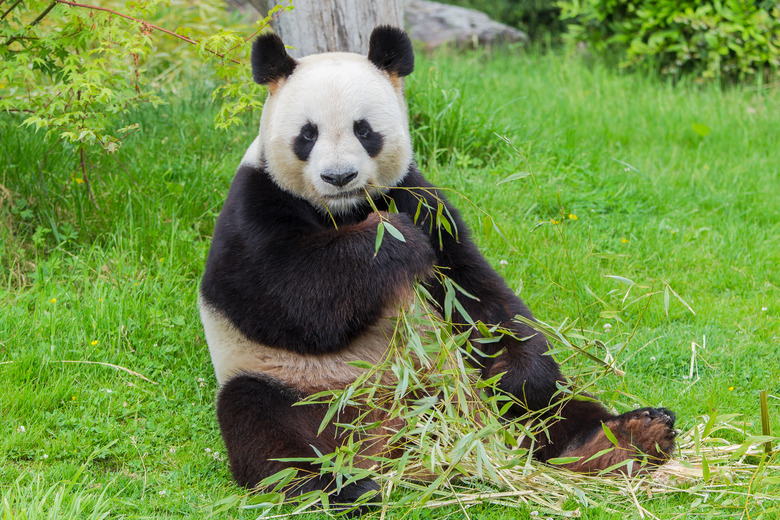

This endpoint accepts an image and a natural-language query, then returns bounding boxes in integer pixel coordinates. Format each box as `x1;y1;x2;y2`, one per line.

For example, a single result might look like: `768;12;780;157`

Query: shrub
439;0;566;42
560;0;780;82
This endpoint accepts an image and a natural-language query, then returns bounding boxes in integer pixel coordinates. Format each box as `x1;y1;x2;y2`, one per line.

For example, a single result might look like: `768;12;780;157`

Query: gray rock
405;0;527;49
226;0;527;50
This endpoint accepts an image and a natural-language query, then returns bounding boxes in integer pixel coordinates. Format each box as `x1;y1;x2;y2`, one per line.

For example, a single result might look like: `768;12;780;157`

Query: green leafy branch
0;0;293;197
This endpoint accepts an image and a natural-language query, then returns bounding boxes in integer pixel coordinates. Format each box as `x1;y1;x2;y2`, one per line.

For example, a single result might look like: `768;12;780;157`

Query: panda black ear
251;33;297;88
367;26;414;78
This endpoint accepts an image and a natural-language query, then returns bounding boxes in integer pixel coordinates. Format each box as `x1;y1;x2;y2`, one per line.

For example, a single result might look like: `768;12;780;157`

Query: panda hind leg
487;335;676;473
216;373;379;509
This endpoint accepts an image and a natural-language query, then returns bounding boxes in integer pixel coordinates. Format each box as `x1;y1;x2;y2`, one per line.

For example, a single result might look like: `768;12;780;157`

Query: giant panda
199;26;677;507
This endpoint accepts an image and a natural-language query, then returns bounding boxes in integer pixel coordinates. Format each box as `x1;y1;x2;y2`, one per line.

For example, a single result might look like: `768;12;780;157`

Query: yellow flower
568;213;578;220
728;386;734;391
551;219;560;225
621;238;629;244
91;340;98;346
49;298;57;303
74;178;85;184
99;298;103;303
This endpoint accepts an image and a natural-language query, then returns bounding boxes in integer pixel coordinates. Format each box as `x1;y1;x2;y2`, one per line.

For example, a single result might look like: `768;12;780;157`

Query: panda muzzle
321;170;358;188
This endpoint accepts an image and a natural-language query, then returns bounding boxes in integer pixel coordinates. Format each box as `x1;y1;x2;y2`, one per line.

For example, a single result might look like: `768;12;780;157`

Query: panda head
249;26;415;214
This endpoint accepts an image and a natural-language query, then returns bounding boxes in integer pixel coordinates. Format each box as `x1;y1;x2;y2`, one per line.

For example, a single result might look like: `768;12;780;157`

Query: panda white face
254;53;413;214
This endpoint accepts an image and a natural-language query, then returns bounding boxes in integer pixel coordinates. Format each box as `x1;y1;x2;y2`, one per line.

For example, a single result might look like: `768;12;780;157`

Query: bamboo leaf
605;274;635;286
374;221;385;255
664;285;670;316
663;281;696;315
497;171;531;184
547;456;582;465
383;221;406;242
482;215;492;238
601;422;619;447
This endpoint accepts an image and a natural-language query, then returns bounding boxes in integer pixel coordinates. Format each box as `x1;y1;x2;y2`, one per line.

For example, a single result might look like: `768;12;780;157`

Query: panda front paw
613;407;677;461
558;406;677;474
383;212;436;270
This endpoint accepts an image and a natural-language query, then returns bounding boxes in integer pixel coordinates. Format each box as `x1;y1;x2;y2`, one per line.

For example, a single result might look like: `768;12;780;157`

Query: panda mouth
320;188;367;201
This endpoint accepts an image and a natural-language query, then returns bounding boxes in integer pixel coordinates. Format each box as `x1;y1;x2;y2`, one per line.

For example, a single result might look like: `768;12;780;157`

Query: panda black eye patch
353;119;383;157
293;122;318;161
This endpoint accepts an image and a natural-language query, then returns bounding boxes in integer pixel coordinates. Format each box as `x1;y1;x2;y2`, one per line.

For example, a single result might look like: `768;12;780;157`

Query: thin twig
37;136;65;198
112;151;138;186
53;0;242;64
79;146;99;209
53;359;158;384
82;146;104;185
226;0;292;54
0;0;22;20
3;1;56;46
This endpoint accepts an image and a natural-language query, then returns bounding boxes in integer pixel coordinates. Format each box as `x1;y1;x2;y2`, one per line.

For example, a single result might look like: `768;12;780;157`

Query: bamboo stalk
760;389;772;455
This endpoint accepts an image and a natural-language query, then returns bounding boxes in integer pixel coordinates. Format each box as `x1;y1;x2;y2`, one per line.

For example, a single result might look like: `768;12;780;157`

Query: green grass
1;46;778;519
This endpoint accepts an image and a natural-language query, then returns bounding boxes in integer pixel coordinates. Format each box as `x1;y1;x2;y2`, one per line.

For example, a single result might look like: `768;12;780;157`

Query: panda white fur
199;26;676;507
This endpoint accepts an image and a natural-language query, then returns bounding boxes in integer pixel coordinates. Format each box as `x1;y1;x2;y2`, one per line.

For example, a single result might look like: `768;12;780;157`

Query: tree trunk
259;0;405;57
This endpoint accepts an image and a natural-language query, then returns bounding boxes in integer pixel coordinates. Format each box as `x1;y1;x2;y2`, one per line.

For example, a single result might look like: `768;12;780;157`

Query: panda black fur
200;26;677;505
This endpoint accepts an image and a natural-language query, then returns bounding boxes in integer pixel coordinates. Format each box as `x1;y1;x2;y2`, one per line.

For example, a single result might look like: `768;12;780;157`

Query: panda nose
321;171;358;187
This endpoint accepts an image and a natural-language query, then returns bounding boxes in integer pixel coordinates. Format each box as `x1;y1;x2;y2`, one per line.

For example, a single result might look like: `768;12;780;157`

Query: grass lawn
1;44;778;519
